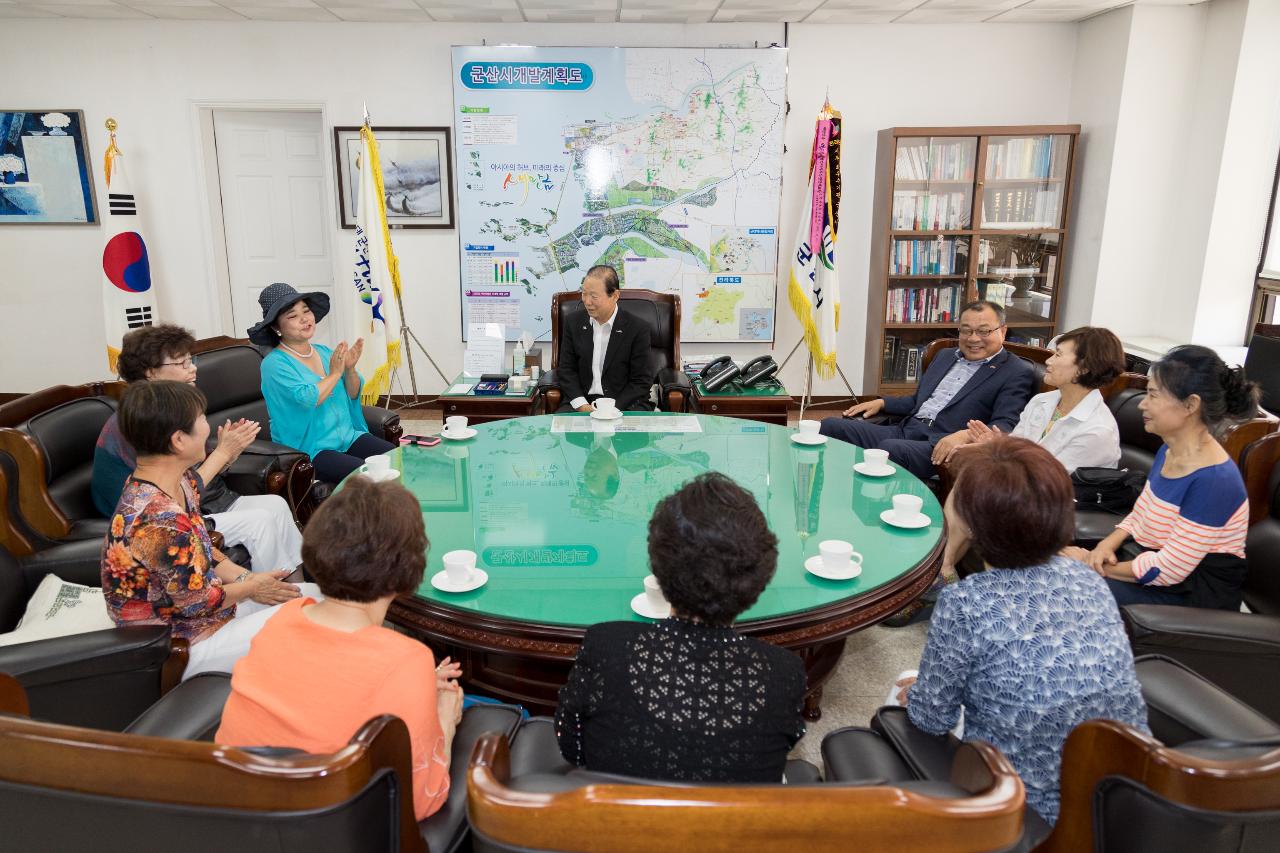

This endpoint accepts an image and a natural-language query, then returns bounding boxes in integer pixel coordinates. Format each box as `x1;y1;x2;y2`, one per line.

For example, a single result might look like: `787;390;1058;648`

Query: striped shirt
1117;445;1248;586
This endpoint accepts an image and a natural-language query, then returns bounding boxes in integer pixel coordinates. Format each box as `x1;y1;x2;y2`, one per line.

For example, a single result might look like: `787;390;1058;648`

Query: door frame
191;100;339;340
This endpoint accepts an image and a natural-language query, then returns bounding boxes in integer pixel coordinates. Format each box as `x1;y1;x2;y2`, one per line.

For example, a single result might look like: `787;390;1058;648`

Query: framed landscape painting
0;110;98;225
333;126;454;229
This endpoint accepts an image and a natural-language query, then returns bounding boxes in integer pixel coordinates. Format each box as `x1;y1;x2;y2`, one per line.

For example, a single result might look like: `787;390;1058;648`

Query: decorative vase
49;128;67;136
3;172;15;185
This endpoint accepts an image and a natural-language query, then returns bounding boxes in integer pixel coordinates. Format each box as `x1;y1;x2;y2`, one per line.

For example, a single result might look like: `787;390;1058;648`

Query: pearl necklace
280;341;315;359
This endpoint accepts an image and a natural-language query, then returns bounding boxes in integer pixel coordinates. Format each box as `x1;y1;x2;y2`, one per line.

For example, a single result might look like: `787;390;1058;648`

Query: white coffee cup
442;549;476;586
509;375;529;393
863;448;891;470
798;419;821;439
364;454;390;478
819;539;863;574
892;494;925;521
594;397;617;414
444;415;468;436
643;574;668;611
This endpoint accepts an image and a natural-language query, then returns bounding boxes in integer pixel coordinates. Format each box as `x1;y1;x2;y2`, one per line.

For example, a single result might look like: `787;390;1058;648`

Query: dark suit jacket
557;304;655;411
881;347;1035;436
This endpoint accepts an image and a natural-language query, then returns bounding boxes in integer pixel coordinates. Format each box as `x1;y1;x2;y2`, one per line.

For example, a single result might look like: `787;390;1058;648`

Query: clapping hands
215;418;260;463
327;339;364;377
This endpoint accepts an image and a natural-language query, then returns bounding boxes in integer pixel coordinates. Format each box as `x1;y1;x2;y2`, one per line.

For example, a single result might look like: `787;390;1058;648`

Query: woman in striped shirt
1065;345;1258;610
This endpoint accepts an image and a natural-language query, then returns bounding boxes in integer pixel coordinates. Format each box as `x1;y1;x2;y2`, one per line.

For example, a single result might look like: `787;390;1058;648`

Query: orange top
215;598;450;819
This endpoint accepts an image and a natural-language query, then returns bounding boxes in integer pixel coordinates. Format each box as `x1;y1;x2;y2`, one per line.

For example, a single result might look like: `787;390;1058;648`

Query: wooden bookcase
864;125;1081;395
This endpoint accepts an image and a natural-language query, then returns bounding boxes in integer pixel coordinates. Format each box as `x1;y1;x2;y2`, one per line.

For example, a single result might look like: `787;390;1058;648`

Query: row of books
885;285;965;324
882;337;926;383
981;187;1062;227
895;141;974;181
889;238;966;276
986;137;1063;180
891;191;969;230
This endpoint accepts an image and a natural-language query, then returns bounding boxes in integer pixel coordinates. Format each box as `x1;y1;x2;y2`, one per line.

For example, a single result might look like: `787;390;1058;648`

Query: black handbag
1071;467;1146;514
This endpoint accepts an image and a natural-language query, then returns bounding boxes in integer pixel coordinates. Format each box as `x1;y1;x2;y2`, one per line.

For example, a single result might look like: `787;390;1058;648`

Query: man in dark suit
557;265;655;412
821;301;1035;479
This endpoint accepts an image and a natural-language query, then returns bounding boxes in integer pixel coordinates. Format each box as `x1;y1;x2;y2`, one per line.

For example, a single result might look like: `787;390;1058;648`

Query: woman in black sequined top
554;472;807;783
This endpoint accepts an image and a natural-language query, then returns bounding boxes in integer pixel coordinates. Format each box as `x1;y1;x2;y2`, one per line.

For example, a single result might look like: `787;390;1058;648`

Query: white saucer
590;409;623;421
880;509;931;529
440;427;478;441
360;468;401;482
430;568;488;593
790;433;827;446
854;462;895;478
630;592;671;619
804;554;862;581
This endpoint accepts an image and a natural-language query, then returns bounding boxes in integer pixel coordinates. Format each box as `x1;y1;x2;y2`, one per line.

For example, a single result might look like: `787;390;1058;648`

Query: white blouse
1010;388;1121;473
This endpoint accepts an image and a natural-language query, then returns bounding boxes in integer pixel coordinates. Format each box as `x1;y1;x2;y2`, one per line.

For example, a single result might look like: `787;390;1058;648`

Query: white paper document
446;383;475;395
550;415;703;434
463;323;505;377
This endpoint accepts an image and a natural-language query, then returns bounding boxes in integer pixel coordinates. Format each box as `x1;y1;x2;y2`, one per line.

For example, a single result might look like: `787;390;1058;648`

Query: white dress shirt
1010;388;1121;473
569;304;617;410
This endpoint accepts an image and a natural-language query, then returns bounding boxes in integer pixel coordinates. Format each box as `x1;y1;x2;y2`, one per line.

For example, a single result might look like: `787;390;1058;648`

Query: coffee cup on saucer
892;494;925;523
864;449;891;471
797;419;821;439
819;539;863;574
363;454;391;479
442;549;477;586
593;398;617;416
443;415;468;437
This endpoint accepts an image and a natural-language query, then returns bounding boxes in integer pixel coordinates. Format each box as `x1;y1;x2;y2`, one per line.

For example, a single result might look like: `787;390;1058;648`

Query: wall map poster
451;46;787;342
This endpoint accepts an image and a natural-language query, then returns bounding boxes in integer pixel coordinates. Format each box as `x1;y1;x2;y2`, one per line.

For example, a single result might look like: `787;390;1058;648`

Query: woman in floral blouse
898;436;1148;825
102;381;319;678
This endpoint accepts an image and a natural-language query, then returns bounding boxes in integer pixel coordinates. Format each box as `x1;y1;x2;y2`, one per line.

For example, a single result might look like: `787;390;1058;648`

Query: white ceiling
0;0;1204;24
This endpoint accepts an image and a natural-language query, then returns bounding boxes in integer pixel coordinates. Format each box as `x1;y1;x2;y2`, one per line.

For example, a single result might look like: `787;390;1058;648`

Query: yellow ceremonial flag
350;125;404;403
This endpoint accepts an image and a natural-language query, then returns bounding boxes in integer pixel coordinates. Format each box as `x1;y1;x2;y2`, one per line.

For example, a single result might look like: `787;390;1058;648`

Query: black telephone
739;355;779;387
701;355;742;392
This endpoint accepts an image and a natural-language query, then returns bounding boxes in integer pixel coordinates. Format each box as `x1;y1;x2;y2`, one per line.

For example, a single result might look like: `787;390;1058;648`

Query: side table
438;375;540;425
689;378;793;425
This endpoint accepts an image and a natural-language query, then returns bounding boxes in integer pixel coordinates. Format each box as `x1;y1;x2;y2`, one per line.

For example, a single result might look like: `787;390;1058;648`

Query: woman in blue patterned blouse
901;436;1149;825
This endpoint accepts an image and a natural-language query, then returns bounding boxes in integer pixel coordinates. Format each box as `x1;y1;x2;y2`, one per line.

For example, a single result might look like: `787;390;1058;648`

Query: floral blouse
101;474;233;642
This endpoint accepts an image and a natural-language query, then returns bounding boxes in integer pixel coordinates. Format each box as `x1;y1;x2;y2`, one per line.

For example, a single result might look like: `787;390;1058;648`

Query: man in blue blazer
821;302;1036;480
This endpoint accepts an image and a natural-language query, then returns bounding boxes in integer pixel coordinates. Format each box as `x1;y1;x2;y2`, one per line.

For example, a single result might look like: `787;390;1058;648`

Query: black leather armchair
1122;432;1280;723
537;289;692;414
0;538;183;731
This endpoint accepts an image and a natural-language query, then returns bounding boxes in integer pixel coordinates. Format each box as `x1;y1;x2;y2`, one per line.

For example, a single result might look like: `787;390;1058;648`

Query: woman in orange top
216;477;464;820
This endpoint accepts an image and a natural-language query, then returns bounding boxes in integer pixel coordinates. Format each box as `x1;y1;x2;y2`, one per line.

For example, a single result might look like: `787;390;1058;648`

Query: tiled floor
397;410;928;770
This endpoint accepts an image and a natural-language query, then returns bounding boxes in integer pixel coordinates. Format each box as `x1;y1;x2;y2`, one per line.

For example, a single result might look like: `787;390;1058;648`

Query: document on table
446;383;475;395
550;415;703;434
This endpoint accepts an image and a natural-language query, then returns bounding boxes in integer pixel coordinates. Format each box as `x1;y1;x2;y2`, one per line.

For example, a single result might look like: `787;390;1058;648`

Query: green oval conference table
372;413;944;720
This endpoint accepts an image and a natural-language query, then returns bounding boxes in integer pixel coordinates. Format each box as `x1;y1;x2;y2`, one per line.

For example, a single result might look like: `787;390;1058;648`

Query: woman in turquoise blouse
249;283;396;484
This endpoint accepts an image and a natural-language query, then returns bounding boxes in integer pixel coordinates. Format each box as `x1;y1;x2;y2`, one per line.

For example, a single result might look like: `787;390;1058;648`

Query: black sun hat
246;282;331;346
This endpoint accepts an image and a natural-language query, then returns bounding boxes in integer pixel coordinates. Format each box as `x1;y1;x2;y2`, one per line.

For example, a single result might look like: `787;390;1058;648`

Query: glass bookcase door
980;134;1071;229
975;232;1059;327
892;137;977;231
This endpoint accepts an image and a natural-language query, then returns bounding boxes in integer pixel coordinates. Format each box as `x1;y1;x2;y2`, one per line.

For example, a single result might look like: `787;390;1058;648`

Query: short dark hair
301;477;428;603
959;300;1006;326
647;472;778;625
118;380;207;457
950;436;1074;569
1055;326;1125;390
116;324;197;383
584;265;620;295
1151;344;1260;430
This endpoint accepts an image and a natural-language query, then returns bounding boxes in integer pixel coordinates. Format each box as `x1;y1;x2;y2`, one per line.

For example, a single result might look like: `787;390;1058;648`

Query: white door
212;109;337;347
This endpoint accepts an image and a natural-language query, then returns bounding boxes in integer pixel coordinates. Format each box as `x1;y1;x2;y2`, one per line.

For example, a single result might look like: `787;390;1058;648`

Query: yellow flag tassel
357;125;404;405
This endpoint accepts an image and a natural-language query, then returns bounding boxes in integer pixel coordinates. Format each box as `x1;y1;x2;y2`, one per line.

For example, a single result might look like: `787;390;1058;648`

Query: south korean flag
101;128;155;372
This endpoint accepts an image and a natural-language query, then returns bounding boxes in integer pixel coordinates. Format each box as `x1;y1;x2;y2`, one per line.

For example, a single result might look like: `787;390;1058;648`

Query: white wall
2;19;1080;395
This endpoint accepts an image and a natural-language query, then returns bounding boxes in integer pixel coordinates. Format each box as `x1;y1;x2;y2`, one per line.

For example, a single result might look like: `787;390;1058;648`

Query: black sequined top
554;617;807;783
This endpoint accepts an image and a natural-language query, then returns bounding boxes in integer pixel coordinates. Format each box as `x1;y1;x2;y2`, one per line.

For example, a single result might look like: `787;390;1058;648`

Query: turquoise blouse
261;345;367;458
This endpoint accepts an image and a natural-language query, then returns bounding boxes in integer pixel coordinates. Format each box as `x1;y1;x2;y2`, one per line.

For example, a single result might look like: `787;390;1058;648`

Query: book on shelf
890;238;964;275
892;345;910;381
895;141;974;181
983;187;1061;227
904;347;921;382
886;284;964;323
892;191;967;230
987;136;1060;180
882;335;898;380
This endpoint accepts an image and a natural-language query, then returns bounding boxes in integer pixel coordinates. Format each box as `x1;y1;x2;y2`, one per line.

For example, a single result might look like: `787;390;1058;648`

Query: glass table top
353;414;943;628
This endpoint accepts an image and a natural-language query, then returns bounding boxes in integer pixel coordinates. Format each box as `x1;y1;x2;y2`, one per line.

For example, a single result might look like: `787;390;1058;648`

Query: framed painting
333;126;454;230
0;110;99;224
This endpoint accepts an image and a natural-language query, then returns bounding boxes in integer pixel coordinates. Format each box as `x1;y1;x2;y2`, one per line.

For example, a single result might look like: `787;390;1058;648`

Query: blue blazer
881;348;1036;437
